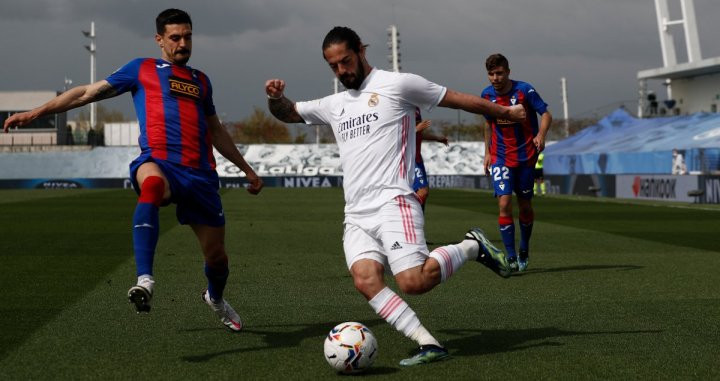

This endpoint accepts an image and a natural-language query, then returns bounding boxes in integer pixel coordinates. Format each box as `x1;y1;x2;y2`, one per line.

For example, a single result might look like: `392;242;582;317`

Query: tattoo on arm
268;97;304;123
90;83;118;102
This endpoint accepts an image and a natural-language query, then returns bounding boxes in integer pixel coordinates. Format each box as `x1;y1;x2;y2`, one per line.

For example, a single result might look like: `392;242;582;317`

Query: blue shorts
130;155;225;227
413;160;428;192
490;164;534;199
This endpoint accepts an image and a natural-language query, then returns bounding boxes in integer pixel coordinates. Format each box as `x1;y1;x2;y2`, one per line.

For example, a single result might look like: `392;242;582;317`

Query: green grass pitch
0;188;718;379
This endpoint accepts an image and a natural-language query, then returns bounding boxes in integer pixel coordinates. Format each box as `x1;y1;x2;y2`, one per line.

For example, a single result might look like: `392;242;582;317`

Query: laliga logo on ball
323;322;378;374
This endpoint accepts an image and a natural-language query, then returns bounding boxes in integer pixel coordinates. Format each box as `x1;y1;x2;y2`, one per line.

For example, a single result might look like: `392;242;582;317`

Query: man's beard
338;63;365;90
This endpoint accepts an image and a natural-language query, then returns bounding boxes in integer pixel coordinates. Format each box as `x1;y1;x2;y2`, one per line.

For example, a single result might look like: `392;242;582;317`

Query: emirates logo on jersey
337;112;378;142
368;93;379;107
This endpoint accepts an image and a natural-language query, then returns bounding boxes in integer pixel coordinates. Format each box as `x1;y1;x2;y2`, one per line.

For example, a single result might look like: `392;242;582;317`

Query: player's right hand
3;111;34;132
265;79;285;99
246;175;264;195
415;120;431;133
507;104;526;122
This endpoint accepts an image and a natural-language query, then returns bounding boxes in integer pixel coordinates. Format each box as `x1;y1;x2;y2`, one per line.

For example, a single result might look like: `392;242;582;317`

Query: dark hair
485;53;509;71
156;8;192;35
322;26;366;53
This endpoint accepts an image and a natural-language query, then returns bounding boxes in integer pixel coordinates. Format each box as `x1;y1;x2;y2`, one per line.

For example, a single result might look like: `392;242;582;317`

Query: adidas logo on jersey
391;241;403;250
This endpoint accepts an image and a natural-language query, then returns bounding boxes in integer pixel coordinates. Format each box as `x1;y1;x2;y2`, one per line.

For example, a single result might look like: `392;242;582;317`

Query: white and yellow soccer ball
323;322;378;374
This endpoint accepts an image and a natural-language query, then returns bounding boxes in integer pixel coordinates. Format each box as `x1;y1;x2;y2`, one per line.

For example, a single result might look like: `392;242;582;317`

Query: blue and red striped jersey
106;58;217;170
482;80;547;167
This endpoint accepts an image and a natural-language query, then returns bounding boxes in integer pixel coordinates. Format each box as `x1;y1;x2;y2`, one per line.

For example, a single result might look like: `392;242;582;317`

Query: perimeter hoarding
616;175;700;202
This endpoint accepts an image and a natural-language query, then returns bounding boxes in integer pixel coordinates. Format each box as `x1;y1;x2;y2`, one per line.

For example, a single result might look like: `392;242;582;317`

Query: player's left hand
533;135;546;152
246;176;264;195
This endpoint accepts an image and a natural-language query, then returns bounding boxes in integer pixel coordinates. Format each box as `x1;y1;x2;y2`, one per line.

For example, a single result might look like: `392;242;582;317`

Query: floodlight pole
83;22;97;130
63;77;73;92
654;0;703;102
561;77;569;137
387;25;400;73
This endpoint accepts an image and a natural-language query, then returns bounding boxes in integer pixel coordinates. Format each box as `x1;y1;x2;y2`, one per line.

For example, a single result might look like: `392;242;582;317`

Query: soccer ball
323;322;378;374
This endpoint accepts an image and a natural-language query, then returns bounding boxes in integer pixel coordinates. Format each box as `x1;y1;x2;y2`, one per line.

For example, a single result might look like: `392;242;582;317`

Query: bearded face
324;43;368;90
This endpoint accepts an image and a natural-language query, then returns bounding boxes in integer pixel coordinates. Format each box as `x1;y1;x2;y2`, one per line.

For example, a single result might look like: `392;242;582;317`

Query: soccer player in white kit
265;27;525;367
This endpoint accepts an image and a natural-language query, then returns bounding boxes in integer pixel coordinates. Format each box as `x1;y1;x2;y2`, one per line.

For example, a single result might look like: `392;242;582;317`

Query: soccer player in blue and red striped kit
4;9;263;331
482;54;552;272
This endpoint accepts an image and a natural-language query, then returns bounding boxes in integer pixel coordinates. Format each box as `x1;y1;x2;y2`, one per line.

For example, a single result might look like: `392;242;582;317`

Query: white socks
369;287;440;347
457;239;480;260
137;275;155;293
429;242;477;282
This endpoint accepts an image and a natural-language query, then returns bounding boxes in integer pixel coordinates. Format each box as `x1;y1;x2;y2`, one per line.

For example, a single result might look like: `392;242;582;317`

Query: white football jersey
296;68;446;214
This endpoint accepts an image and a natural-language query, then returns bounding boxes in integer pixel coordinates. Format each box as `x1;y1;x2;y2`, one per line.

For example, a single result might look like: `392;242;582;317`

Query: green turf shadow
0;190;175;360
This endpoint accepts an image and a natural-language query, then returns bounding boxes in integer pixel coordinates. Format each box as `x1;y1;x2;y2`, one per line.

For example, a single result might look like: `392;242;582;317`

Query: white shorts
343;194;429;275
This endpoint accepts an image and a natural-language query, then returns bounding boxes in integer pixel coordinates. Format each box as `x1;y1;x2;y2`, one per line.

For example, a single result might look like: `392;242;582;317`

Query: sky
1;0;718;124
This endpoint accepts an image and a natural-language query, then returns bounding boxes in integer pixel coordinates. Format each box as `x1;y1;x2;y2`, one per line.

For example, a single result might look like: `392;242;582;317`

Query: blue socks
205;262;229;301
519;210;535;253
519;222;533;252
499;220;517;259
132;202;159;276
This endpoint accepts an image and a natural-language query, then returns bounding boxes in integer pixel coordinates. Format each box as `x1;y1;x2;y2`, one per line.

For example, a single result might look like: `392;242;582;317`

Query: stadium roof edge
0;91;59;111
637;56;720;80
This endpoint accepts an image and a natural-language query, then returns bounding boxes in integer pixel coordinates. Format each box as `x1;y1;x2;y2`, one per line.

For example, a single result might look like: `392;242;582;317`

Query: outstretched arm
423;131;449;146
438;89;526;122
4;80;118;132
207;114;263;195
265;79;305;124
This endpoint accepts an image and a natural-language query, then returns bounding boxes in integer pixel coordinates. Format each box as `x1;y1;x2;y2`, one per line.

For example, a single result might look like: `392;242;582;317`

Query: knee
352;275;376;297
350;262;385;299
518;201;533;215
138;176;166;206
498;202;512;216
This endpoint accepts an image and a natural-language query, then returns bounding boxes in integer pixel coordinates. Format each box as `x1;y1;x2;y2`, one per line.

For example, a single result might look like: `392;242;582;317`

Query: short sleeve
296;96;332;125
396;73;447;112
199;72;216;117
525;85;548;115
105;58;142;95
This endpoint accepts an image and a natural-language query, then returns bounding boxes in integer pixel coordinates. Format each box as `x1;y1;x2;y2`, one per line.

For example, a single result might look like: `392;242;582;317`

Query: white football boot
128;275;155;313
202;290;243;332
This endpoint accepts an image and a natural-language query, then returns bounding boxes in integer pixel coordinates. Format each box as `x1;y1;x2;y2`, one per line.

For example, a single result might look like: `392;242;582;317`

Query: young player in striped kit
4;9;263;331
265;27;524;366
482;53;552;272
413;108;449;211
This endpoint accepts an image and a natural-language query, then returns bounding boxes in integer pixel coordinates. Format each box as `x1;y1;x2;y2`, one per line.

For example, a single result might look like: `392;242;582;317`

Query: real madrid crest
368;93;379;107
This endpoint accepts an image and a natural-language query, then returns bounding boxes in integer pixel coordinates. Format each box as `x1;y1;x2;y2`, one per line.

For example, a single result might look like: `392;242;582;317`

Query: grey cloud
0;0;718;122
